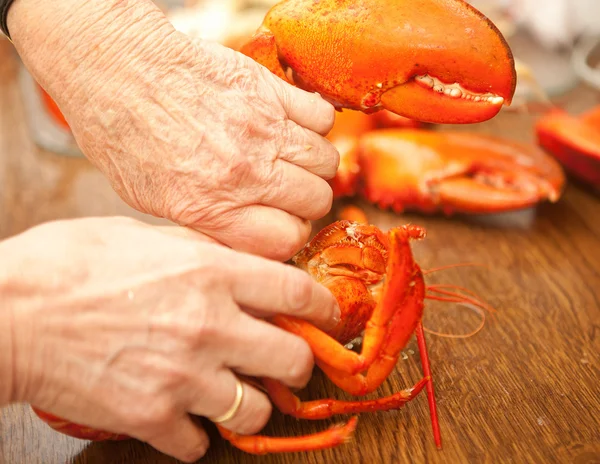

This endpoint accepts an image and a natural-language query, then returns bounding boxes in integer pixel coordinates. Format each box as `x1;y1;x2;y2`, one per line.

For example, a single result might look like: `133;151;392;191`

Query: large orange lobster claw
240;0;517;124
355;129;566;215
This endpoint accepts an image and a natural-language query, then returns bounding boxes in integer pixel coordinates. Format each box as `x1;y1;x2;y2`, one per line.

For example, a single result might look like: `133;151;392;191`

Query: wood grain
1;44;599;464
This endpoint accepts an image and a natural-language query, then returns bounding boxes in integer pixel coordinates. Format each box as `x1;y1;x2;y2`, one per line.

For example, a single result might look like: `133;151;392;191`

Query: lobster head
240;0;517;124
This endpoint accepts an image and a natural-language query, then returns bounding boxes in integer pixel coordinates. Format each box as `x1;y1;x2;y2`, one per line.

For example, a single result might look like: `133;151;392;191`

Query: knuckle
181;203;239;234
161;295;225;349
124;398;176;433
311;182;334;219
147;274;229;348
223;155;257;188
280;88;293;115
182;308;222;347
270;74;293;111
324;142;341;179
262;163;287;203
226;62;256;92
168;196;213;229
274;119;300;157
161;365;190;390
239;397;272;435
285;271;315;311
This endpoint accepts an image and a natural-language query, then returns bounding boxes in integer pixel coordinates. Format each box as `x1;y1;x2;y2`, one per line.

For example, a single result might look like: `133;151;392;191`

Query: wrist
0;231;50;406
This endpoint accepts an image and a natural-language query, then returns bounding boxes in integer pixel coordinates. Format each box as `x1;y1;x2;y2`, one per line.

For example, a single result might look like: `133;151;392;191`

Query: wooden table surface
1;41;599;464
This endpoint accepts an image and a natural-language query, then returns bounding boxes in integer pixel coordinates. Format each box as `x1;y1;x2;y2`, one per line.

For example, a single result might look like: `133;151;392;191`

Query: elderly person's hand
0;217;340;463
8;0;339;261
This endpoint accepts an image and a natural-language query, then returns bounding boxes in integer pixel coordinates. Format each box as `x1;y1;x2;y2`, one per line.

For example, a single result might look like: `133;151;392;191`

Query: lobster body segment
241;0;517;124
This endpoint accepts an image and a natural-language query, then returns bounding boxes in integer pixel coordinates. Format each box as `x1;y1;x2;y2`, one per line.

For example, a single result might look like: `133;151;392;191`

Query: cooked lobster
32;217;493;454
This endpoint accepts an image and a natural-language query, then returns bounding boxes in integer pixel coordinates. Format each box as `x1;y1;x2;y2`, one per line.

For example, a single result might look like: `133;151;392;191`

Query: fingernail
331;301;341;325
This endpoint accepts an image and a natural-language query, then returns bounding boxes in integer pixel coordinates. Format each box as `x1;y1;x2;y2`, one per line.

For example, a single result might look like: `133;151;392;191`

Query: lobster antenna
415;323;442;449
423;262;488;275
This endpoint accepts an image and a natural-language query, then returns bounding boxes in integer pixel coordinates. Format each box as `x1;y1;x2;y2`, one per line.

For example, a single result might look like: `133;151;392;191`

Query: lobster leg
313;267;425;396
273;225;426;376
216;264;426;456
261;376;428;420
216;417;358;455
328;209;438;434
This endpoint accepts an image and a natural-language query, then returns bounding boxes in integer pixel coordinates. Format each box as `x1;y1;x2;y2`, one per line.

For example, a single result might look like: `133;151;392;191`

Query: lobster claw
535;107;600;189
240;0;517;124
356;129;565;215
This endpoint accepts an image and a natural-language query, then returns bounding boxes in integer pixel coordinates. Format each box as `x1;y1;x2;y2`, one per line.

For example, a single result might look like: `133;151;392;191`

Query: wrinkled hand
11;0;339;261
4;217;340;462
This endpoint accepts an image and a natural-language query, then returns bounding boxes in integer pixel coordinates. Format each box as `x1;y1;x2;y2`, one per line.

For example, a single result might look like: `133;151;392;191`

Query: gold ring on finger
211;376;244;424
